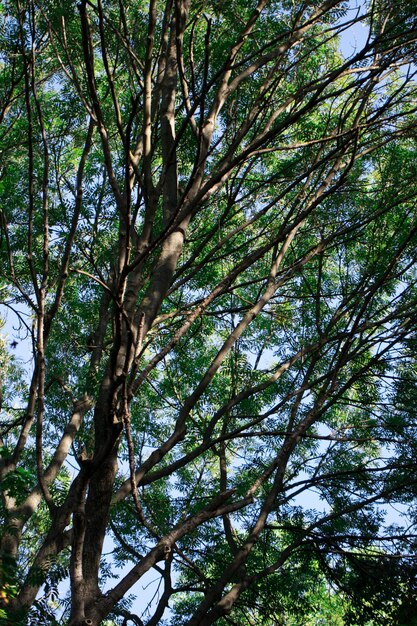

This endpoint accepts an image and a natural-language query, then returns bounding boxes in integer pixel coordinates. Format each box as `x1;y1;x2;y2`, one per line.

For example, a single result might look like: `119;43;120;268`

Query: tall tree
1;0;417;624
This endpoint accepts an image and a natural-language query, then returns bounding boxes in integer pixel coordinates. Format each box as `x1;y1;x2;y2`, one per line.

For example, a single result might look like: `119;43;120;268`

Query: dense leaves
1;0;417;624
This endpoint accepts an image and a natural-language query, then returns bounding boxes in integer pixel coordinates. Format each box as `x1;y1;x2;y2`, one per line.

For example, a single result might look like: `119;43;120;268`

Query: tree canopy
2;0;417;624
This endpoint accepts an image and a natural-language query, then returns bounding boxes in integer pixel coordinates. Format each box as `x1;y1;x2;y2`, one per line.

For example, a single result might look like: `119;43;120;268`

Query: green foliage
2;0;417;625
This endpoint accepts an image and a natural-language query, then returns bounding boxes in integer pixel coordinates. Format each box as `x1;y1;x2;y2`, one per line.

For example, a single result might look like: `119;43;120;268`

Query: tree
1;0;417;623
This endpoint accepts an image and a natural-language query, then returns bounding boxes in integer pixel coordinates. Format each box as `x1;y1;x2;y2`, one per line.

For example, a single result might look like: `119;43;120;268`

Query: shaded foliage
1;0;417;624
